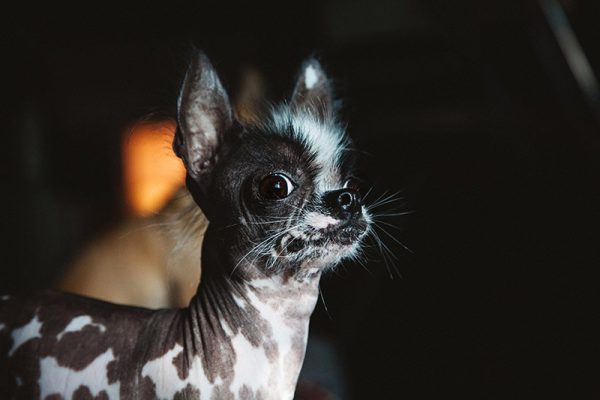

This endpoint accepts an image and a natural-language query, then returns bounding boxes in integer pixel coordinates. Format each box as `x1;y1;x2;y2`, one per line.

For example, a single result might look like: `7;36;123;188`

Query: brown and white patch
9;314;43;356
39;348;119;399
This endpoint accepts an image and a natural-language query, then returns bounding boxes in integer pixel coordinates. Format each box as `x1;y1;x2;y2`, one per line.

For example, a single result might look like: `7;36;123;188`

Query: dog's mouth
276;219;369;260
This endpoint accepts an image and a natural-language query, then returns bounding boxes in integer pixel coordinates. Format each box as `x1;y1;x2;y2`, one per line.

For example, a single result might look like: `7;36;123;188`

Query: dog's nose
324;188;361;217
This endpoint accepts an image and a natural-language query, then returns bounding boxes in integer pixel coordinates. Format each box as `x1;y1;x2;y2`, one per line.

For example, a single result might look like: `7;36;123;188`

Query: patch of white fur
238;278;318;399
231;293;247;310
227;333;271;396
269;108;348;193
57;315;107;340
291;207;370;270
220;318;235;337
304;65;318;89
1;295;10;301
0;323;6;331
39;349;119;399
141;344;210;400
276;228;311;260
247;278;280;290
305;212;339;230
297;246;345;270
9;315;42;356
289;229;309;241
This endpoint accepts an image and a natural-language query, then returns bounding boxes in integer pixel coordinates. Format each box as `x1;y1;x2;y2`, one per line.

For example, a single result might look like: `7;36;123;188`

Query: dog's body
1;271;317;398
0;52;370;399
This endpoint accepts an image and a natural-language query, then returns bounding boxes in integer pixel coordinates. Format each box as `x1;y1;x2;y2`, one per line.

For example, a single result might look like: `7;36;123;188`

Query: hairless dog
0;50;371;399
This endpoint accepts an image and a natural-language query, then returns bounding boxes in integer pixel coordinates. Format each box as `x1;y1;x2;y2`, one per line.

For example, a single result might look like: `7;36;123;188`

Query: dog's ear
174;51;233;178
290;58;334;120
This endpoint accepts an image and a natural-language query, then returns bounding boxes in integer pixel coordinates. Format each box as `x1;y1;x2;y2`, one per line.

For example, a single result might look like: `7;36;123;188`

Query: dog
0;50;371;399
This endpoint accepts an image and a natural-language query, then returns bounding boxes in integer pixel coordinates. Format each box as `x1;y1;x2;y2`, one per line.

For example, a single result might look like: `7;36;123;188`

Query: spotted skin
0;269;320;399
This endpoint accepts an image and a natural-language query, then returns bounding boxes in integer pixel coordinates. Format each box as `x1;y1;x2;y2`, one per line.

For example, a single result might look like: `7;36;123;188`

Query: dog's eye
259;173;296;200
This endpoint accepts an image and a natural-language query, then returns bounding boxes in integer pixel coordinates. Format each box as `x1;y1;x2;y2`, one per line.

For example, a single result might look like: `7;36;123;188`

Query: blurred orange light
122;120;185;216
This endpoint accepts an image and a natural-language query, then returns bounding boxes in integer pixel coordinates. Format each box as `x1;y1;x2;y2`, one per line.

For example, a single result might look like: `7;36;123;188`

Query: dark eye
259;173;296;200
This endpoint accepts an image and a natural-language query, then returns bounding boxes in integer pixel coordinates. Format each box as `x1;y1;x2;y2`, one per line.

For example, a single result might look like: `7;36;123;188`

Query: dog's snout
324;188;361;217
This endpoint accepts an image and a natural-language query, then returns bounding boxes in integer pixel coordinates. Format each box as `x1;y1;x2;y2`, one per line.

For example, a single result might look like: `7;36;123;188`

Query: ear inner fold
175;51;233;177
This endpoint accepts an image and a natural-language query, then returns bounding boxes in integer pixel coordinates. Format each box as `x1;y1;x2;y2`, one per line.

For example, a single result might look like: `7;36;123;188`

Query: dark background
2;0;600;398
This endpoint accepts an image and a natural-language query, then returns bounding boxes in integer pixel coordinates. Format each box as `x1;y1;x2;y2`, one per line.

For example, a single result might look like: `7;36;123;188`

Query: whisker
370;228;401;279
318;286;332;320
362;186;375;202
371;211;414;218
373;222;413;254
236;222;304;275
360;187;413;279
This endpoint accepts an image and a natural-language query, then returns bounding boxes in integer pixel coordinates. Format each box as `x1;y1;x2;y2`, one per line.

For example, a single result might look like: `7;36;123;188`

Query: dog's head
174;51;371;278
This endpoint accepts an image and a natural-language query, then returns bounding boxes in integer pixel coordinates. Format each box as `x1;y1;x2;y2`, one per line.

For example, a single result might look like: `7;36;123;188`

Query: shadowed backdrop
2;0;599;398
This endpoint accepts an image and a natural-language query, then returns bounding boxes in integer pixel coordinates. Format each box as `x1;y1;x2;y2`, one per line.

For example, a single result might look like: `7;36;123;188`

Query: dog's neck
179;228;321;399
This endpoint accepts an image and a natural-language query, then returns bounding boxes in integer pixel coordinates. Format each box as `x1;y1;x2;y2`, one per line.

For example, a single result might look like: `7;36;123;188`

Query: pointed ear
290;58;334;120
173;51;233;178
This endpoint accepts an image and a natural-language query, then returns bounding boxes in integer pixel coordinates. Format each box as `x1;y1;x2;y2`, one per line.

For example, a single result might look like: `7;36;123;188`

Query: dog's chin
275;220;369;270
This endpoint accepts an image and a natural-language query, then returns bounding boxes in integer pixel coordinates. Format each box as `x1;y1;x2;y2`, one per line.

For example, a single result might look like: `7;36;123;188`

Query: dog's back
0;290;177;398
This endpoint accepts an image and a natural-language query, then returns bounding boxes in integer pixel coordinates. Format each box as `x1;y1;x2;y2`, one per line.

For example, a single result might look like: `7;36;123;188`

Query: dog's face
174;52;370;277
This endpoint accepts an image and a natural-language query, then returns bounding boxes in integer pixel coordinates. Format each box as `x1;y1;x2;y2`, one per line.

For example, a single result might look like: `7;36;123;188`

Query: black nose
324;188;361;217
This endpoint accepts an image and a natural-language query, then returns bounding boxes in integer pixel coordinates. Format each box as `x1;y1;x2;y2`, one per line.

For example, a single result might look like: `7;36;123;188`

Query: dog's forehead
258;106;349;191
